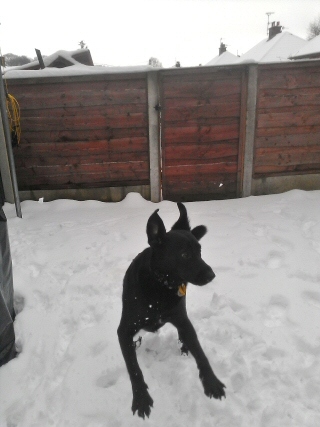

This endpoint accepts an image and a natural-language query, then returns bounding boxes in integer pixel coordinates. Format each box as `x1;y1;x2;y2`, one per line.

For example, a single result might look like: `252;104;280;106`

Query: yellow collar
177;284;187;297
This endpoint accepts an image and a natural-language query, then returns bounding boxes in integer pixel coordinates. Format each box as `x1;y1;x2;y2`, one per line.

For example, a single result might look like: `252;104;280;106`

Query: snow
4;64;153;79
2;49;154;79
291;34;320;59
206;51;239;66
238;32;306;64
1;190;320;426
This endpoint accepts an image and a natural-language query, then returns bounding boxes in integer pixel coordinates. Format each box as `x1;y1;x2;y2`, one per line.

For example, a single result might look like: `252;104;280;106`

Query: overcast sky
0;0;318;67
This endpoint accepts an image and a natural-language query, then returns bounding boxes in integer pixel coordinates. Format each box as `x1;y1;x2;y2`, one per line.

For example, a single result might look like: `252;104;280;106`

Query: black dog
117;203;226;418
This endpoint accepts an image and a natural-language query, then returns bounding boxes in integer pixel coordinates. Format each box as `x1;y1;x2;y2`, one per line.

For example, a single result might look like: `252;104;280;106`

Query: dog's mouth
154;268;215;292
188;269;216;286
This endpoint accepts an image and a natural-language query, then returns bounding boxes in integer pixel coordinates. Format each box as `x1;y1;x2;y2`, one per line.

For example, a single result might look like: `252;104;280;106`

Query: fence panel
160;66;247;202
254;62;320;177
7;74;150;191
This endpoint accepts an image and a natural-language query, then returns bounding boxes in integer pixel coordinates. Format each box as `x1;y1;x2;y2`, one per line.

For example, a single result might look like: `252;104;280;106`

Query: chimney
268;21;282;40
219;42;227;56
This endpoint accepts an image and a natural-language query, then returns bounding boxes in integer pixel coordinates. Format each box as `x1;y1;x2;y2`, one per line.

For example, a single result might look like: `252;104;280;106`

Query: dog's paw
179;339;189;356
200;373;226;400
132;387;154;419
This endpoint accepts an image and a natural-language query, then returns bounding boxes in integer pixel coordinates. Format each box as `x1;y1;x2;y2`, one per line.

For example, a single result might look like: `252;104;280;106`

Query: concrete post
147;71;161;202
242;64;258;197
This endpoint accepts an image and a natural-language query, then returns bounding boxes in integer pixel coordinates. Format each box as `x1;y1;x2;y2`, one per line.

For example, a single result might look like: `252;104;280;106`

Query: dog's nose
206;269;215;282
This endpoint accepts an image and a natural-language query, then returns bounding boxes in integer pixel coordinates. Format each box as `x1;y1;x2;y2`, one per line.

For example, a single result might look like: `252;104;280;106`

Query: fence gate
159;66;248;202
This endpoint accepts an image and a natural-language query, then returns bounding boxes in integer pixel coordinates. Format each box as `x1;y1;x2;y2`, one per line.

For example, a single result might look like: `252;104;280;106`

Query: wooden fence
7;73;150;199
160;67;247;201
4;59;320;202
254;62;320;177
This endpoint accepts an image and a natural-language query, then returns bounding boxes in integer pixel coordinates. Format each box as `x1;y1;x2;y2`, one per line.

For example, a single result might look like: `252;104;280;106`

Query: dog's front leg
117;323;154;418
172;316;226;400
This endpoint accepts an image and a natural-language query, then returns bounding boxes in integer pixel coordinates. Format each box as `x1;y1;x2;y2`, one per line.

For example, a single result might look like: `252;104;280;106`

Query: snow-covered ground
1;190;320;427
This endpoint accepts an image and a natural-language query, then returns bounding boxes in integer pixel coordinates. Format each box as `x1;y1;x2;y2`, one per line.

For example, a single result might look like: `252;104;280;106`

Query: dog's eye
181;252;191;259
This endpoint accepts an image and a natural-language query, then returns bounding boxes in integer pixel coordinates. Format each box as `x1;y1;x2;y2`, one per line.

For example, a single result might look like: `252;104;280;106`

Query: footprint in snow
96;368;123;388
263;294;289;327
302;291;320;309
266;251;284;269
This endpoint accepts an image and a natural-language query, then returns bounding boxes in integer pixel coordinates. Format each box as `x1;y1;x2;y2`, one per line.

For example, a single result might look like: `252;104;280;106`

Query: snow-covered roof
291;34;320;59
7;49;94;71
238;31;306;64
3;49;153;79
206;51;239;66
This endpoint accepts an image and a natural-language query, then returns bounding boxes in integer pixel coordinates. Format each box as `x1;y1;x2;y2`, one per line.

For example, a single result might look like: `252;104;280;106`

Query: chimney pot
268;21;282;40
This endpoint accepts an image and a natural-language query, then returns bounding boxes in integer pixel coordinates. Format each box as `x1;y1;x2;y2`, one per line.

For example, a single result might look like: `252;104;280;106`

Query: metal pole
0;70;22;218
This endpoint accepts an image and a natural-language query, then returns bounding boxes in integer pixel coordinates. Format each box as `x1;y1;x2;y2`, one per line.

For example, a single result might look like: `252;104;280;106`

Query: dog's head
147;203;215;287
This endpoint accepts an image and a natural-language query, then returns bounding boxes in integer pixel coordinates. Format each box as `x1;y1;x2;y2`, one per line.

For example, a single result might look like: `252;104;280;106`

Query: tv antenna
266;12;274;35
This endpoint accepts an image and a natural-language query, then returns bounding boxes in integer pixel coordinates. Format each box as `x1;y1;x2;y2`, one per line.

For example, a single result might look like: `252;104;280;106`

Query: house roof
291;34;320;59
7;49;94;71
206;51;239;66
238;31;306;63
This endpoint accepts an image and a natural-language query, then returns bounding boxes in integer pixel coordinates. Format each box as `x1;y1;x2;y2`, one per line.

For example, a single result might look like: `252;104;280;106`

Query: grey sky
0;0;318;67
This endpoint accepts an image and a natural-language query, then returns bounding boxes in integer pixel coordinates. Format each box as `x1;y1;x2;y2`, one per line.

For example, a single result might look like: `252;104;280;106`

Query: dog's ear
171;202;191;231
147;209;167;246
191;225;207;241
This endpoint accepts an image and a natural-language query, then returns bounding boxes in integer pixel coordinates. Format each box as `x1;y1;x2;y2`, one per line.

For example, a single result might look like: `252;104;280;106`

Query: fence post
147;71;161;202
242;64;258;197
0;109;14;204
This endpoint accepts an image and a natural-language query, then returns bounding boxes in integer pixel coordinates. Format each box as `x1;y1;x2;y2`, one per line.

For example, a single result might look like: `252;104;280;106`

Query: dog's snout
205;268;215;283
194;266;215;286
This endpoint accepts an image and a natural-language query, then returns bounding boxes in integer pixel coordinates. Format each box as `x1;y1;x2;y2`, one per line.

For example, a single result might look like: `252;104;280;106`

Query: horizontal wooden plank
16;160;150;189
255;132;320;148
258;69;320;90
164;93;240;109
20;113;147;131
16;160;149;175
21;104;147;118
6;71;148;86
14;151;149;168
8;78;146;95
164;179;237;194
16;175;149;190
164;178;237;191
14;138;148;156
258;88;320;109
254;163;320;177
162;69;243;84
163;103;241;122
164;141;238;160
164;155;238;167
164;162;238;177
255;124;320;139
163;176;237;201
257;110;320;129
255;146;320;167
20;127;148;144
162;80;241;99
163;122;239;144
9;80;147;109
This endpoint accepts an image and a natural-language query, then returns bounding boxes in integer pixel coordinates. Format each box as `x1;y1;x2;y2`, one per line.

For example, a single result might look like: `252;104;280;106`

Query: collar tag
177;284;187;297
